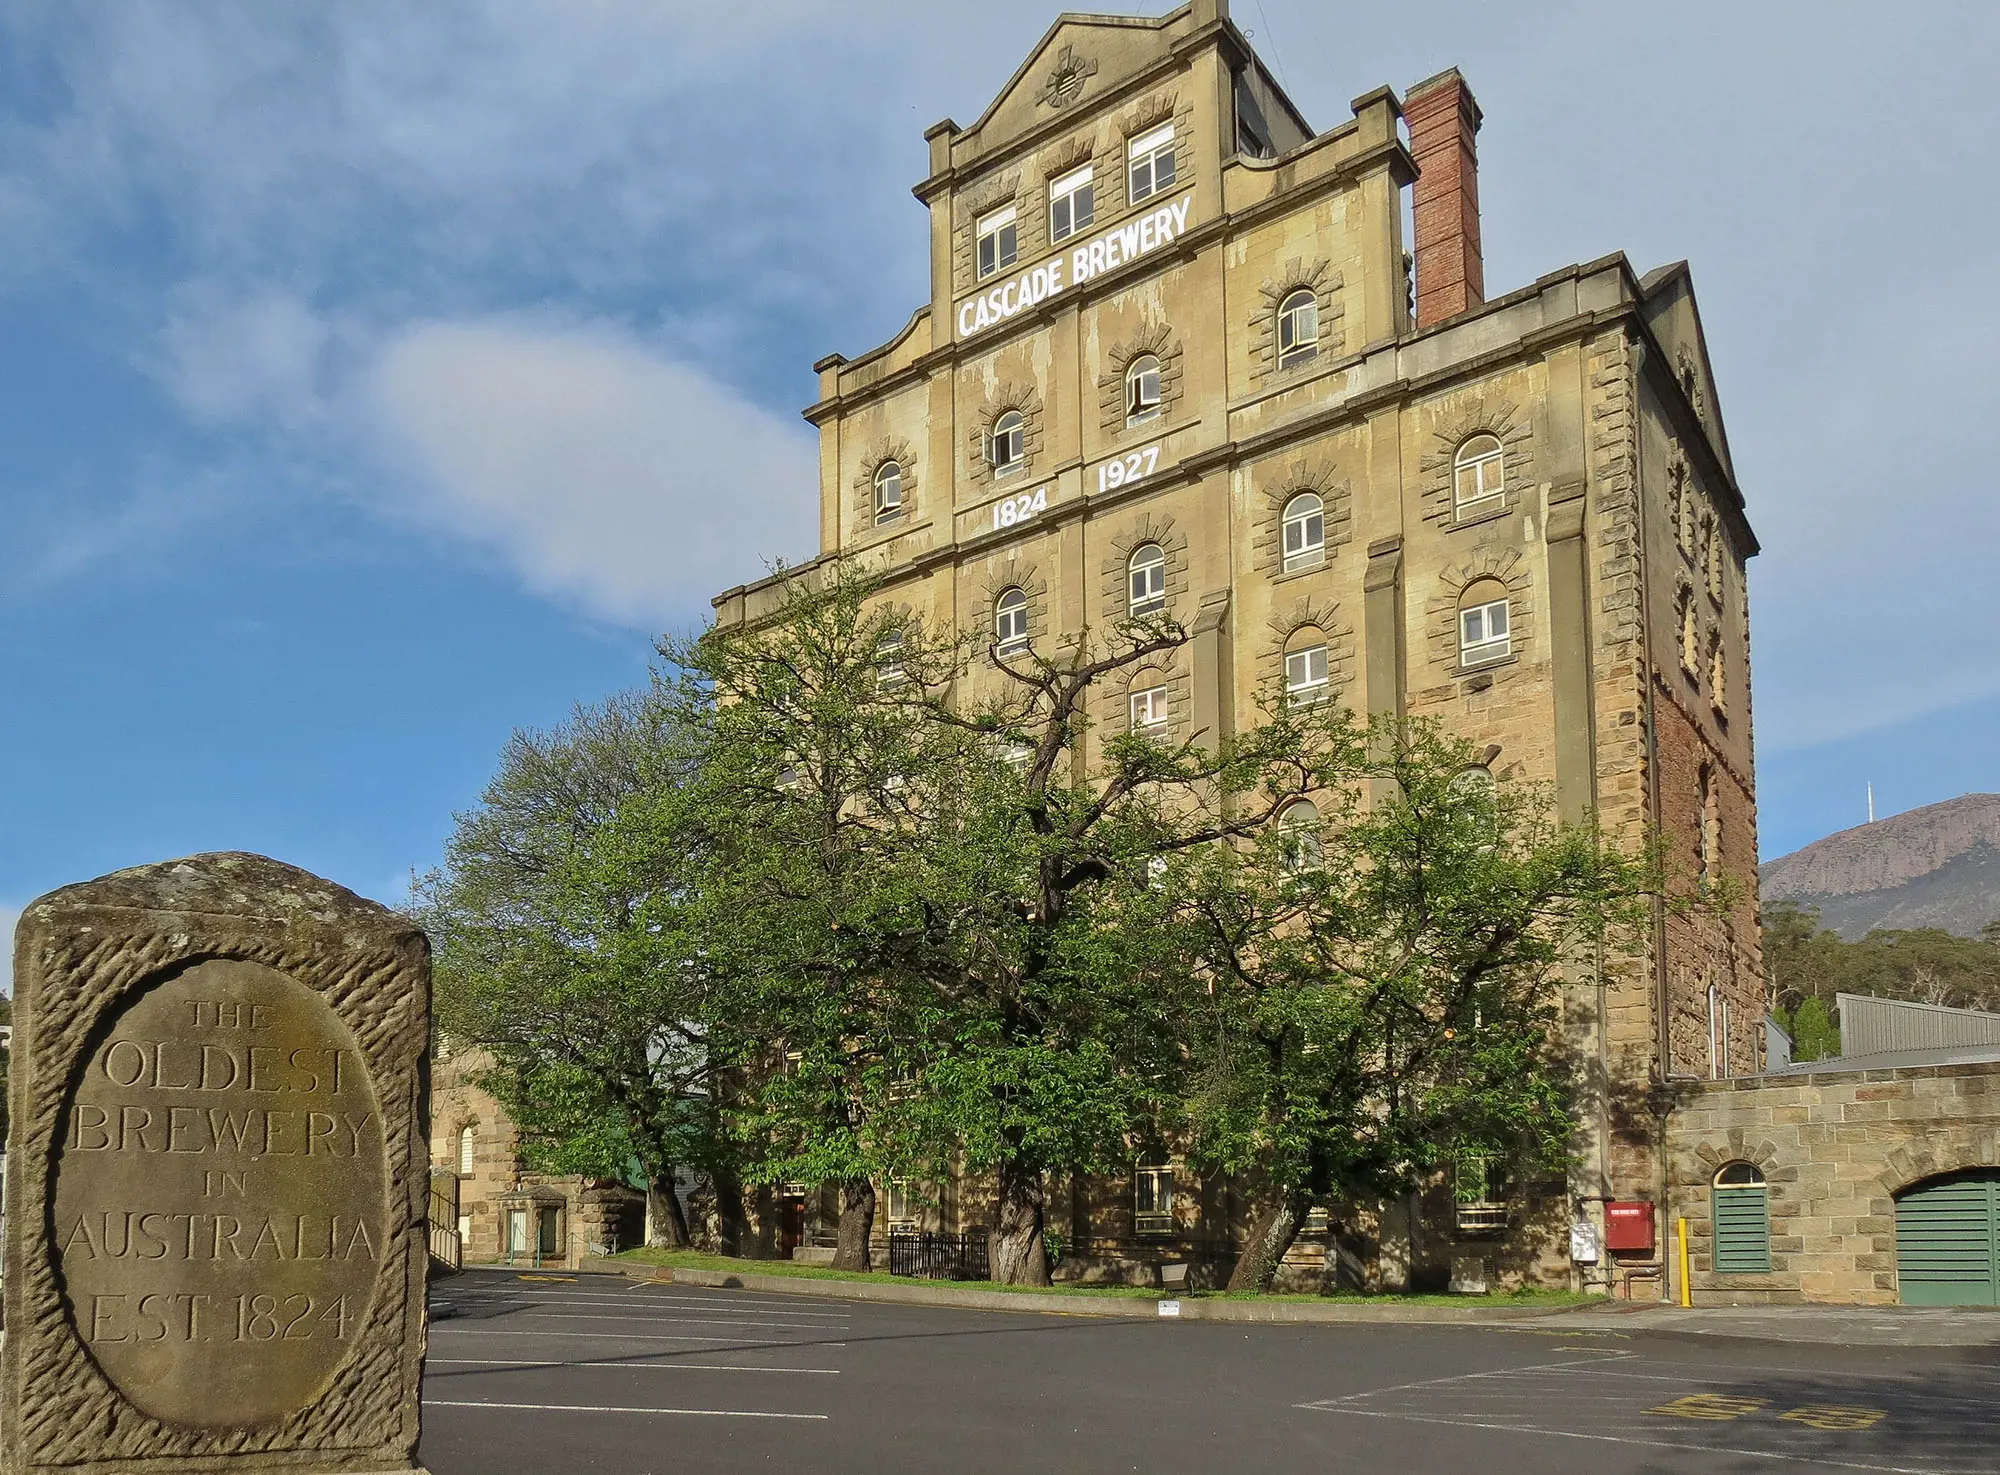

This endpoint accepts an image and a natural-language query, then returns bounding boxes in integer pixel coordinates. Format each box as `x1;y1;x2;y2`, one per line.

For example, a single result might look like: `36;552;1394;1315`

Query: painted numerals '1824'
1097;445;1160;493
992;487;1049;531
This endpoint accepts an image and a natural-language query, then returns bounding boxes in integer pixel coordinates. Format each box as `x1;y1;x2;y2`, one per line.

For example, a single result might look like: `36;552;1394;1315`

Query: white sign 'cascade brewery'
957;193;1194;340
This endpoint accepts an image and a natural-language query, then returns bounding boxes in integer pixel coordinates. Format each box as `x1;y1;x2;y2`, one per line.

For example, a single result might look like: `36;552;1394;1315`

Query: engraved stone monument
3;853;432;1475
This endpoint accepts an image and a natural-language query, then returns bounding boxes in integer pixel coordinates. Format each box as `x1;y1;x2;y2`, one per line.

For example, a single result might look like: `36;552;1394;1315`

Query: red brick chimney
1405;68;1484;329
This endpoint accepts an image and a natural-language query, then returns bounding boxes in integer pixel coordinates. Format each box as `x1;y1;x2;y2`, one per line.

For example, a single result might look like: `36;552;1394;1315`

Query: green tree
880;619;1329;1285
1177;717;1650;1292
418;691;734;1249
1778;994;1840;1062
667;563;956;1271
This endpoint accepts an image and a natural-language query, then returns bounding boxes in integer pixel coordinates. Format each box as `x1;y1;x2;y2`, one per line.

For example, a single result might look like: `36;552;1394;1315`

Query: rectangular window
1127;124;1176;203
1459;599;1510;665
1712;1185;1772;1273
1048;165;1095;243
1284;645;1329;704
887;1179;917;1228
1129;685;1168;731
1453;1155;1509;1234
1134;1161;1173;1235
976;205;1018;281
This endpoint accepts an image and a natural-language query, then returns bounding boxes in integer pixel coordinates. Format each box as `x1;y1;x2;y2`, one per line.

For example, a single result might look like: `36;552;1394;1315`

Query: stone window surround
976;559;1052;659
1260;595;1356;704
1419;399;1534;530
1432;548;1533;681
1116;659;1193;742
1250;458;1353;583
966;382;1046;489
1100;513;1191;625
851;436;920;539
1248;259;1347;386
1096;321;1185;434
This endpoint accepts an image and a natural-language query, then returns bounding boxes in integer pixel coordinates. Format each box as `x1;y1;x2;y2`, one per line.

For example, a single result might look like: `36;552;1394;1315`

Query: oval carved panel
52;957;387;1429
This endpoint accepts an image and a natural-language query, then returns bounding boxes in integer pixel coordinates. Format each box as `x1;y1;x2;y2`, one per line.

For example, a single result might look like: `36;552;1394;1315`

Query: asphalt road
420;1269;2000;1475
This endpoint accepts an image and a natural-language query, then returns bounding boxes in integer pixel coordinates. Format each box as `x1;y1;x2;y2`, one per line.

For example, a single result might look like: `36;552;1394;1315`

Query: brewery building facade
710;0;1765;1294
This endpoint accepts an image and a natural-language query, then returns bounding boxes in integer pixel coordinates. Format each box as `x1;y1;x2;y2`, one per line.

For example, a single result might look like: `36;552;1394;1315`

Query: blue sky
4;1;1997;979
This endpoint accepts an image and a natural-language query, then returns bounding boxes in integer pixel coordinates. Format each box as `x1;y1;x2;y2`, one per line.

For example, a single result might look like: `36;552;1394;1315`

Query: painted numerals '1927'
1097;445;1160;493
992;486;1049;532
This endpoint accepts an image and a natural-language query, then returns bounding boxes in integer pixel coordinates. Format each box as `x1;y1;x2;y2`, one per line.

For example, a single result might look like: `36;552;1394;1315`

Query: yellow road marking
1645;1393;1769;1421
1781;1405;1887;1431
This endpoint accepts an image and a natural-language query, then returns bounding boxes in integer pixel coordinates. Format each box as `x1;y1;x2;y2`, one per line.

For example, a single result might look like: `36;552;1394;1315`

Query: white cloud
365;316;816;626
153;285;334;429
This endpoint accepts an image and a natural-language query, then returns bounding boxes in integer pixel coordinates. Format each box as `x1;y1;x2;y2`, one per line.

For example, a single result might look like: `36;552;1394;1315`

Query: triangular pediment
1641;262;1737;488
961;10;1189;151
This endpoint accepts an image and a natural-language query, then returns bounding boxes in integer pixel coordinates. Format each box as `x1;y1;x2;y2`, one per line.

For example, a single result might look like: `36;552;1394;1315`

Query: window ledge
1450;500;1511;531
1455;651;1518;680
1272;557;1330;585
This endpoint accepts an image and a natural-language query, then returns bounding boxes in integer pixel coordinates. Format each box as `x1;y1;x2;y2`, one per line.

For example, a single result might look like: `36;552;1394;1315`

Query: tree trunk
988;1159;1049;1286
713;1161;749;1257
833;1177;876;1272
1226;1184;1307;1293
647;1170;691;1250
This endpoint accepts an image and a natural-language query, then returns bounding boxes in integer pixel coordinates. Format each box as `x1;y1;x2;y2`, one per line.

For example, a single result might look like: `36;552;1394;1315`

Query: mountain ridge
1761;793;2000;940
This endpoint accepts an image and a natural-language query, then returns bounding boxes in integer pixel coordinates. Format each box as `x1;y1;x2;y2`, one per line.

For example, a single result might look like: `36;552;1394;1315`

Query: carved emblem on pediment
1038;45;1098;110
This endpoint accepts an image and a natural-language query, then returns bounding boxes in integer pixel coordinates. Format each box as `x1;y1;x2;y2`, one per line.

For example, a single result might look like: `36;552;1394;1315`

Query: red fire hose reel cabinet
1605;1200;1656;1252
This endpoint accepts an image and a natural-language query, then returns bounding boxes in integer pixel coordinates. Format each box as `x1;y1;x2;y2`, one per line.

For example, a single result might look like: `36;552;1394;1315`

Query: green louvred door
1896;1170;2000;1307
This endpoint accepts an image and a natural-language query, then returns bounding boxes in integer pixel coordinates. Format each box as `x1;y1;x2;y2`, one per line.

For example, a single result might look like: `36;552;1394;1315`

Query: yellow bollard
1676;1215;1692;1307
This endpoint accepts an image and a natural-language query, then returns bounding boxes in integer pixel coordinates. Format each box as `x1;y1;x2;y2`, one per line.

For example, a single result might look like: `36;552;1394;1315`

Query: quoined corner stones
3;853;432;1475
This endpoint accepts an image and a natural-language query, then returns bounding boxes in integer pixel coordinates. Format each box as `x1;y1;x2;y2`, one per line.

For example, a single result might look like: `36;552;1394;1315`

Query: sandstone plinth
4;853;432;1475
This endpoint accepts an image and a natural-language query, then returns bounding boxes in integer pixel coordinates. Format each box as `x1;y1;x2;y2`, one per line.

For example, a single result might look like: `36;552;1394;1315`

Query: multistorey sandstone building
712;1;1763;1291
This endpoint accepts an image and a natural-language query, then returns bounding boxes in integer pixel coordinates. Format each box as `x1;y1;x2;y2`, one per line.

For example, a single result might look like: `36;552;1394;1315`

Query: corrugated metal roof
1837;993;2000;1057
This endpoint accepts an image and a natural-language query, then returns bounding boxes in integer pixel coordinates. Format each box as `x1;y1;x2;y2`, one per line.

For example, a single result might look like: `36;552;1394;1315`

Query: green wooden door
1896;1171;2000;1307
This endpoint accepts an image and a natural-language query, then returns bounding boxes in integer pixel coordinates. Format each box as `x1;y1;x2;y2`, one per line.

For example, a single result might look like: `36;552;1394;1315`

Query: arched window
1277;288;1318;369
1712;1162;1771;1272
458;1125;477;1176
1129;680;1168;732
1125;354;1162;426
1708;632;1727;716
1450;764;1496;805
1453;434;1505;513
1133;1150;1174;1235
1679;590;1700;674
1283;635;1329;707
873;460;904;524
1128;543;1166;615
875;630;907;691
994;587;1029;655
1458;583;1511;666
989;410;1025;475
1276;798;1322;873
1679;476;1698;553
1706;522;1726;602
1281;492;1324;572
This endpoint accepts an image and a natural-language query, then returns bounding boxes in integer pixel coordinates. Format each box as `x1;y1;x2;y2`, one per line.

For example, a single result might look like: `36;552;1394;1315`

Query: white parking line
453;1312;848;1332
424;1398;827;1420
429;1358;838;1375
433;1328;845;1346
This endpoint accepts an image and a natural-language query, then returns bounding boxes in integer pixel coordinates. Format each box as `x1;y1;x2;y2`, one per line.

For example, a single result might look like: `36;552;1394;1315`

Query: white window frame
886;1178;918;1229
1281;492;1324;572
1276;288;1318;369
1277;799;1322;873
875;631;908;691
1048;164;1095;243
1133;1156;1173;1235
873;460;903;523
1458;597;1510;666
1127;123;1176;203
457;1125;476;1176
1283;643;1329;706
988;410;1025;475
1453;434;1505;513
1127;543;1166;615
1454;1153;1509;1234
1125;354;1162;426
994;587;1029;655
1129;684;1168;731
976;204;1018;281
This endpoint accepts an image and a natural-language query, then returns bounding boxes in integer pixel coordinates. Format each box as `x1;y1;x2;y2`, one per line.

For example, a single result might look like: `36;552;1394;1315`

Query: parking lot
421;1270;2000;1474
